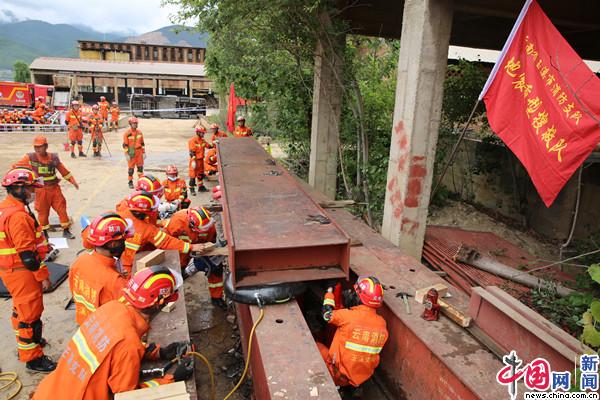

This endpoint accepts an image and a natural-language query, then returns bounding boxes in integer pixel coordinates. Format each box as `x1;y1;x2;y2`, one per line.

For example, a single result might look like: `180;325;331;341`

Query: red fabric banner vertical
481;0;600;206
227;82;236;133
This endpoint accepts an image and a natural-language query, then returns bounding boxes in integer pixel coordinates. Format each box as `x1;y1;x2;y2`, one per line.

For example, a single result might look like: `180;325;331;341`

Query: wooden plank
136;249;166;271
318;200;355;208
115;381;189;400
414;283;449;303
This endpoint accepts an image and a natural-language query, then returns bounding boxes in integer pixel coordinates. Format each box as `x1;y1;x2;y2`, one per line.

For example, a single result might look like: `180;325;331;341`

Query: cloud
0;0;186;34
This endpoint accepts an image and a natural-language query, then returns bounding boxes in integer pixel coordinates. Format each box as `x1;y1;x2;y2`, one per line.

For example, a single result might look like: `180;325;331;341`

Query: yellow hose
188;351;216;400
223;307;265;400
0;372;22;400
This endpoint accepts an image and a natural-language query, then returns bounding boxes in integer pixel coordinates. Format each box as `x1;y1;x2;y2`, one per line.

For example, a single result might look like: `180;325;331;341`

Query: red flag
480;0;600;206
227;82;237;133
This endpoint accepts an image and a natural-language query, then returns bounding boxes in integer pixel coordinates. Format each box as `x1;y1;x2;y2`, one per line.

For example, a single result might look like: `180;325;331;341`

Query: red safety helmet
195;127;206;135
2;168;43;188
128;117;138;125
100;96;106;100
236;116;245;122
122;265;182;309
354;276;384;308
33;135;48;147
187;207;213;233
210;123;219;130
126;191;160;213
92;104;99;110
87;212;134;246
136;175;164;198
71;100;80;107
166;165;178;177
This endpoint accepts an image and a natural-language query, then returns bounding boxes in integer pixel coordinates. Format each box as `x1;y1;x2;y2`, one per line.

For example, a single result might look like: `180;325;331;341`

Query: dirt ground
428;199;560;261
0;119;242;399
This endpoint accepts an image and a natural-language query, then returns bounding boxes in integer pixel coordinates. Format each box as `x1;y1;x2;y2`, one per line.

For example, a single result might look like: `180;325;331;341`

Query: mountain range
0;20;208;72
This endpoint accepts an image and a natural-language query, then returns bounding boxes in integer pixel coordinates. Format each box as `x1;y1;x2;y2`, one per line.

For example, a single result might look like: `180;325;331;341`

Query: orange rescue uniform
233;125;253;137
163;210;222;299
110;106;120;129
204;148;218;175
317;292;389;387
14;152;75;230
122;128;145;182
162;178;187;203
65;108;84;153
69;250;127;325
33;300;173;400
188;136;212;187
32;106;46;123
0;195;50;362
98;100;110;120
210;130;228;143
89;112;104;154
117;208;191;276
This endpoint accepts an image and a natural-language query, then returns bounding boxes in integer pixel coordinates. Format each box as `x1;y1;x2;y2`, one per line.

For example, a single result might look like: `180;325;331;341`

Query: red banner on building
480;0;600;206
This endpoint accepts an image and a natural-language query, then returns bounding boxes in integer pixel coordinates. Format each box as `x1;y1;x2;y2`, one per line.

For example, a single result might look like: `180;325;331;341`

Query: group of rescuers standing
0;101;389;399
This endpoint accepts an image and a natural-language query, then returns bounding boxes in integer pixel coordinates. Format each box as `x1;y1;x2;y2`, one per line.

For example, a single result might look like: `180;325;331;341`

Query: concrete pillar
113;76;119;103
381;0;453;259
188;80;193;98
152;79;157;96
308;36;344;200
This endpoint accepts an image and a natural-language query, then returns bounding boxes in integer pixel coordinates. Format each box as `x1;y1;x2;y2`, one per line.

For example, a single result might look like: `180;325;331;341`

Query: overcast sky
0;0;184;34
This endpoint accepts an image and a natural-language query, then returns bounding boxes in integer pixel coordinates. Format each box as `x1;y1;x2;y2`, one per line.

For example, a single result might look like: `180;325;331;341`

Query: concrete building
29;57;212;104
78;40;206;64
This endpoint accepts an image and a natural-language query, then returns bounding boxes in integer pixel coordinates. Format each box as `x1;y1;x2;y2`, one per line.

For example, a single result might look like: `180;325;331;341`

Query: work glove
191;160;196;169
172;356;194;382
159;341;189;361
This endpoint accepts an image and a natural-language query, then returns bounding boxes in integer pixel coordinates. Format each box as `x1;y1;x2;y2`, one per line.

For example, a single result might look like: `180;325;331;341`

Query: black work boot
199;185;208;192
63;228;76;240
78;151;86;157
211;298;227;309
26;355;57;373
190;186;196;196
128;180;134;189
71;152;76;159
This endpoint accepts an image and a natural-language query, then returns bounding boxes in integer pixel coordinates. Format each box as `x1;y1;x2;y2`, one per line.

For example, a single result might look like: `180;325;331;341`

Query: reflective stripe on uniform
17;341;40;350
0;232;6;239
153;231;167;247
182;242;190;254
207;281;223;288
0;248;17;255
72;329;100;372
344;341;383;355
178;235;190;242
63;173;73;180
73;293;96;312
125;241;140;251
142;380;160;388
323;298;335;307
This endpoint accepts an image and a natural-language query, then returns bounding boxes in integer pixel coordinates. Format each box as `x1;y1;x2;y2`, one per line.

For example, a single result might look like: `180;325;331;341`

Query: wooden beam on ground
136;249;166;271
318;200;355;208
115;381;189;400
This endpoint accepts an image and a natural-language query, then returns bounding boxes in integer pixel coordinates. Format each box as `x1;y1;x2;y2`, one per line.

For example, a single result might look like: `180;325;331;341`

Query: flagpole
431;99;480;198
479;0;534;100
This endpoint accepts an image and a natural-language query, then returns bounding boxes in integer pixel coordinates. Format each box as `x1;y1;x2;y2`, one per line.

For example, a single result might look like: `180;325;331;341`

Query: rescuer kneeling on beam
318;276;389;395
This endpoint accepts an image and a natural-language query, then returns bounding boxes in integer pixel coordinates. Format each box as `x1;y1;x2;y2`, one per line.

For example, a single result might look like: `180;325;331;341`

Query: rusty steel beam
217;138;350;287
236;301;341;400
468;286;593;372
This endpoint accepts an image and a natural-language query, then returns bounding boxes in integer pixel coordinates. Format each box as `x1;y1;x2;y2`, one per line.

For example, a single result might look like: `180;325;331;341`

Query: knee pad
128;168;134;176
70;141;76;145
189;178;196;187
31;319;43;342
137;166;143;173
77;140;83;145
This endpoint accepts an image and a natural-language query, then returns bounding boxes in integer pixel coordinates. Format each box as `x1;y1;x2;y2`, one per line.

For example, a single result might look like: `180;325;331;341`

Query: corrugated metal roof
29;57;206;77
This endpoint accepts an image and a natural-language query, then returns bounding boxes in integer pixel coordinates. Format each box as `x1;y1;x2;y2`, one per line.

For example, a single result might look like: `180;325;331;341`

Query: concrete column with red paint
381;0;454;259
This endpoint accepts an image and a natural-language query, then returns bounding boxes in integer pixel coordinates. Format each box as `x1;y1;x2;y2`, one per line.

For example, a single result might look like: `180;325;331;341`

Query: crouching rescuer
0;168;56;372
33;266;195;399
318;276;389;390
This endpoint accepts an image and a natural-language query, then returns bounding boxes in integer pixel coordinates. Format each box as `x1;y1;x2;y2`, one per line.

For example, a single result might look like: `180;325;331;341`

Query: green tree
13;60;31;83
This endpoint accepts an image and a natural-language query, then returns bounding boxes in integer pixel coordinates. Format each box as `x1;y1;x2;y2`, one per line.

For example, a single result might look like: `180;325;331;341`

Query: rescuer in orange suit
65;100;86;158
163;207;225;308
33;266;195;400
162;165;191;210
188;127;213;195
32;104;47;124
0;168;57;372
89;104;105;157
318;276;389;392
123;117;145;189
117;191;210;276
69;213;133;325
13;135;79;239
204;147;218;176
98;95;110;124
110;101;120;131
233;116;253;137
209;123;228;143
34;96;44;110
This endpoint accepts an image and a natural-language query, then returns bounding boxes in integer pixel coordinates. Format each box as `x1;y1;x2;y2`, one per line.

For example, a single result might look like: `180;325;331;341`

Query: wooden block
161;301;176;313
115;381;189;400
203;247;228;256
439;299;472;328
136;249;166;271
414;283;448;303
202;202;223;212
318;200;355;208
350;238;363;247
